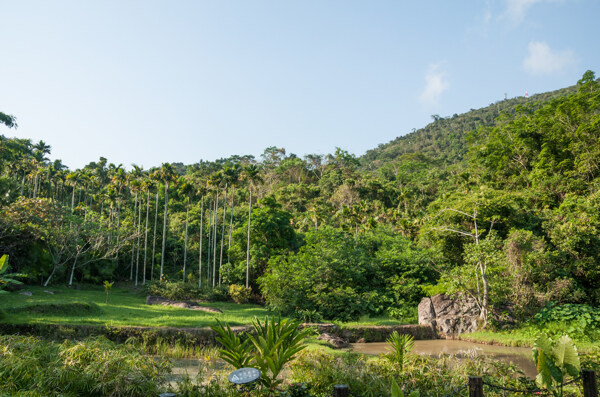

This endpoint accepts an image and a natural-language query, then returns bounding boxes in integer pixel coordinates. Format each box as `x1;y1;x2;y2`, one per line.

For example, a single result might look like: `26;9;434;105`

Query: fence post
333;384;349;397
583;369;598;397
469;376;483;397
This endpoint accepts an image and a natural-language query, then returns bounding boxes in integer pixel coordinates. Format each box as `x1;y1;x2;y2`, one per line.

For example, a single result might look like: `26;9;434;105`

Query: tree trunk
198;196;204;288
206;200;212;287
246;187;252;288
44;265;58;287
183;199;189;280
219;187;227;286
212;193;218;287
68;255;79;286
228;187;235;264
130;192;138;281
135;193;142;286
480;260;489;326
151;192;158;281
143;191;150;284
160;183;169;278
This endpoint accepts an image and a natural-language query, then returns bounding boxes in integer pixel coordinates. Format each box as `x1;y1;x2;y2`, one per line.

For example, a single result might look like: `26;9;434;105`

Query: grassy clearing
0;284;410;328
0;285;269;328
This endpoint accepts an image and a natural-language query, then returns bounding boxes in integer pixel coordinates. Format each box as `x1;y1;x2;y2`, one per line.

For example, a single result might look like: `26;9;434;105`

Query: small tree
103;281;114;304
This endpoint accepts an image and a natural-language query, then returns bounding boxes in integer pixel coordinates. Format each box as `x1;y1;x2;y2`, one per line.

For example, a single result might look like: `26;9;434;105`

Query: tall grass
0;335;171;396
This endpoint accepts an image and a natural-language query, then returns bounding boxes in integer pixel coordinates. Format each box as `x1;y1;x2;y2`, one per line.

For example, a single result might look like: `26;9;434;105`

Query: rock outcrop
317;332;349;348
418;294;480;337
146;295;223;313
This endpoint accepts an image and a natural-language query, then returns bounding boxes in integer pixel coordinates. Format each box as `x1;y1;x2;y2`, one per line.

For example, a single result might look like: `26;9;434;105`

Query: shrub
212;316;312;395
534;302;600;340
229;284;252;304
145;280;230;302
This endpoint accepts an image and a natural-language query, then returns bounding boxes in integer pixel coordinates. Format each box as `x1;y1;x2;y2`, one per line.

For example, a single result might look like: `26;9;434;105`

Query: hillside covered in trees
1;71;599;324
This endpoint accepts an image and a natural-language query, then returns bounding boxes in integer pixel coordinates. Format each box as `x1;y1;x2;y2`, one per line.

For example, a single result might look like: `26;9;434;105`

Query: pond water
351;340;537;378
166;339;538;386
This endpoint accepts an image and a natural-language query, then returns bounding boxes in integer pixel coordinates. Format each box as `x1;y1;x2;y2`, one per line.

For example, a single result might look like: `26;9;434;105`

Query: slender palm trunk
246;187;252;288
20;174;25;196
71;186;76;211
143;191;150;284
183;199;189;280
206;201;212;287
212;192;218;287
151;192;158;281
219;187;228;286
135;193;142;286
228;187;235;264
115;198;121;266
130;193;138;281
160;183;169;278
198;196;204;288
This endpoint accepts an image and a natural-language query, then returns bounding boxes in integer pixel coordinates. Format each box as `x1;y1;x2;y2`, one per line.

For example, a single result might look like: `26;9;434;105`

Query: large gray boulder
418;294;480;337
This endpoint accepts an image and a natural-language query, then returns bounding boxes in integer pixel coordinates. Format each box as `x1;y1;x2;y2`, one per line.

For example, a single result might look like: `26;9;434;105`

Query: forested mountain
1;71;598;324
362;84;577;169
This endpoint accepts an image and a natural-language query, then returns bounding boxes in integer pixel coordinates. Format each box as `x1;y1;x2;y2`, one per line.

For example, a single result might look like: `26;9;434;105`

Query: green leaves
0;254;25;294
212;316;310;395
385;331;415;372
0;254;8;275
211;319;254;369
533;334;581;396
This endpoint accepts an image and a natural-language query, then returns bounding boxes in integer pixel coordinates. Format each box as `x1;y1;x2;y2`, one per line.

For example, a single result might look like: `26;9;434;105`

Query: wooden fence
331;369;598;397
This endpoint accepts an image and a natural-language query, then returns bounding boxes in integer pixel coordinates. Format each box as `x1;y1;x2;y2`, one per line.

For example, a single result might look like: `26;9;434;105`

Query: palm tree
242;165;263;288
197;194;205;287
155;163;178;279
218;185;228;286
142;179;154;284
178;177;194;281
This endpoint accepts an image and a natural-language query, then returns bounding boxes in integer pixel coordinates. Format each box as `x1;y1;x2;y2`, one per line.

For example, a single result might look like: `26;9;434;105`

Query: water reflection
351;340;537;378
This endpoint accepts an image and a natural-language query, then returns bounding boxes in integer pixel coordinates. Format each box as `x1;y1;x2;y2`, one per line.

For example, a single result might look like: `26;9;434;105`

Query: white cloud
503;0;565;22
419;64;449;106
504;0;543;22
523;41;576;75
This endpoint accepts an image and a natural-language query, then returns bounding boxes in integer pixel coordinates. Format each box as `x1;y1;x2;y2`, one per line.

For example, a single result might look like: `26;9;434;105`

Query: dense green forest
1;71;599;325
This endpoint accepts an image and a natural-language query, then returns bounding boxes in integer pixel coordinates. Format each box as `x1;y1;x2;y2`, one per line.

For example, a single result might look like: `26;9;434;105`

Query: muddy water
351;340;537;378
167;340;537;386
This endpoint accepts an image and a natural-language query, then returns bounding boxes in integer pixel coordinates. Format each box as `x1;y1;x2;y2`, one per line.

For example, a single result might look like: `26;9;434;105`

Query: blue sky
1;0;598;170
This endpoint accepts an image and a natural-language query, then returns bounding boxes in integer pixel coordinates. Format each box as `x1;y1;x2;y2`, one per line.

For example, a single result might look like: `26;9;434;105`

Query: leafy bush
229;284;252;304
260;228;435;322
534;303;600;339
0;335;170;396
293;309;323;324
145;280;230;302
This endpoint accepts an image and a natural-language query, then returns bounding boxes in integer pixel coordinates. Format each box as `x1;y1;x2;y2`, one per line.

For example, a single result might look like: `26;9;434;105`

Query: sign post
228;367;261;394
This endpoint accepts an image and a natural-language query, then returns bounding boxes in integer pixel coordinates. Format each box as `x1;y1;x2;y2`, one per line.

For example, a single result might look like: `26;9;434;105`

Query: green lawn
0;285;270;328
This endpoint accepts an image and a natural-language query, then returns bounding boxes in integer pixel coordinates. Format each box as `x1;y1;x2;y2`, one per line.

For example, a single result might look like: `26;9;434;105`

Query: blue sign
228;367;261;385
